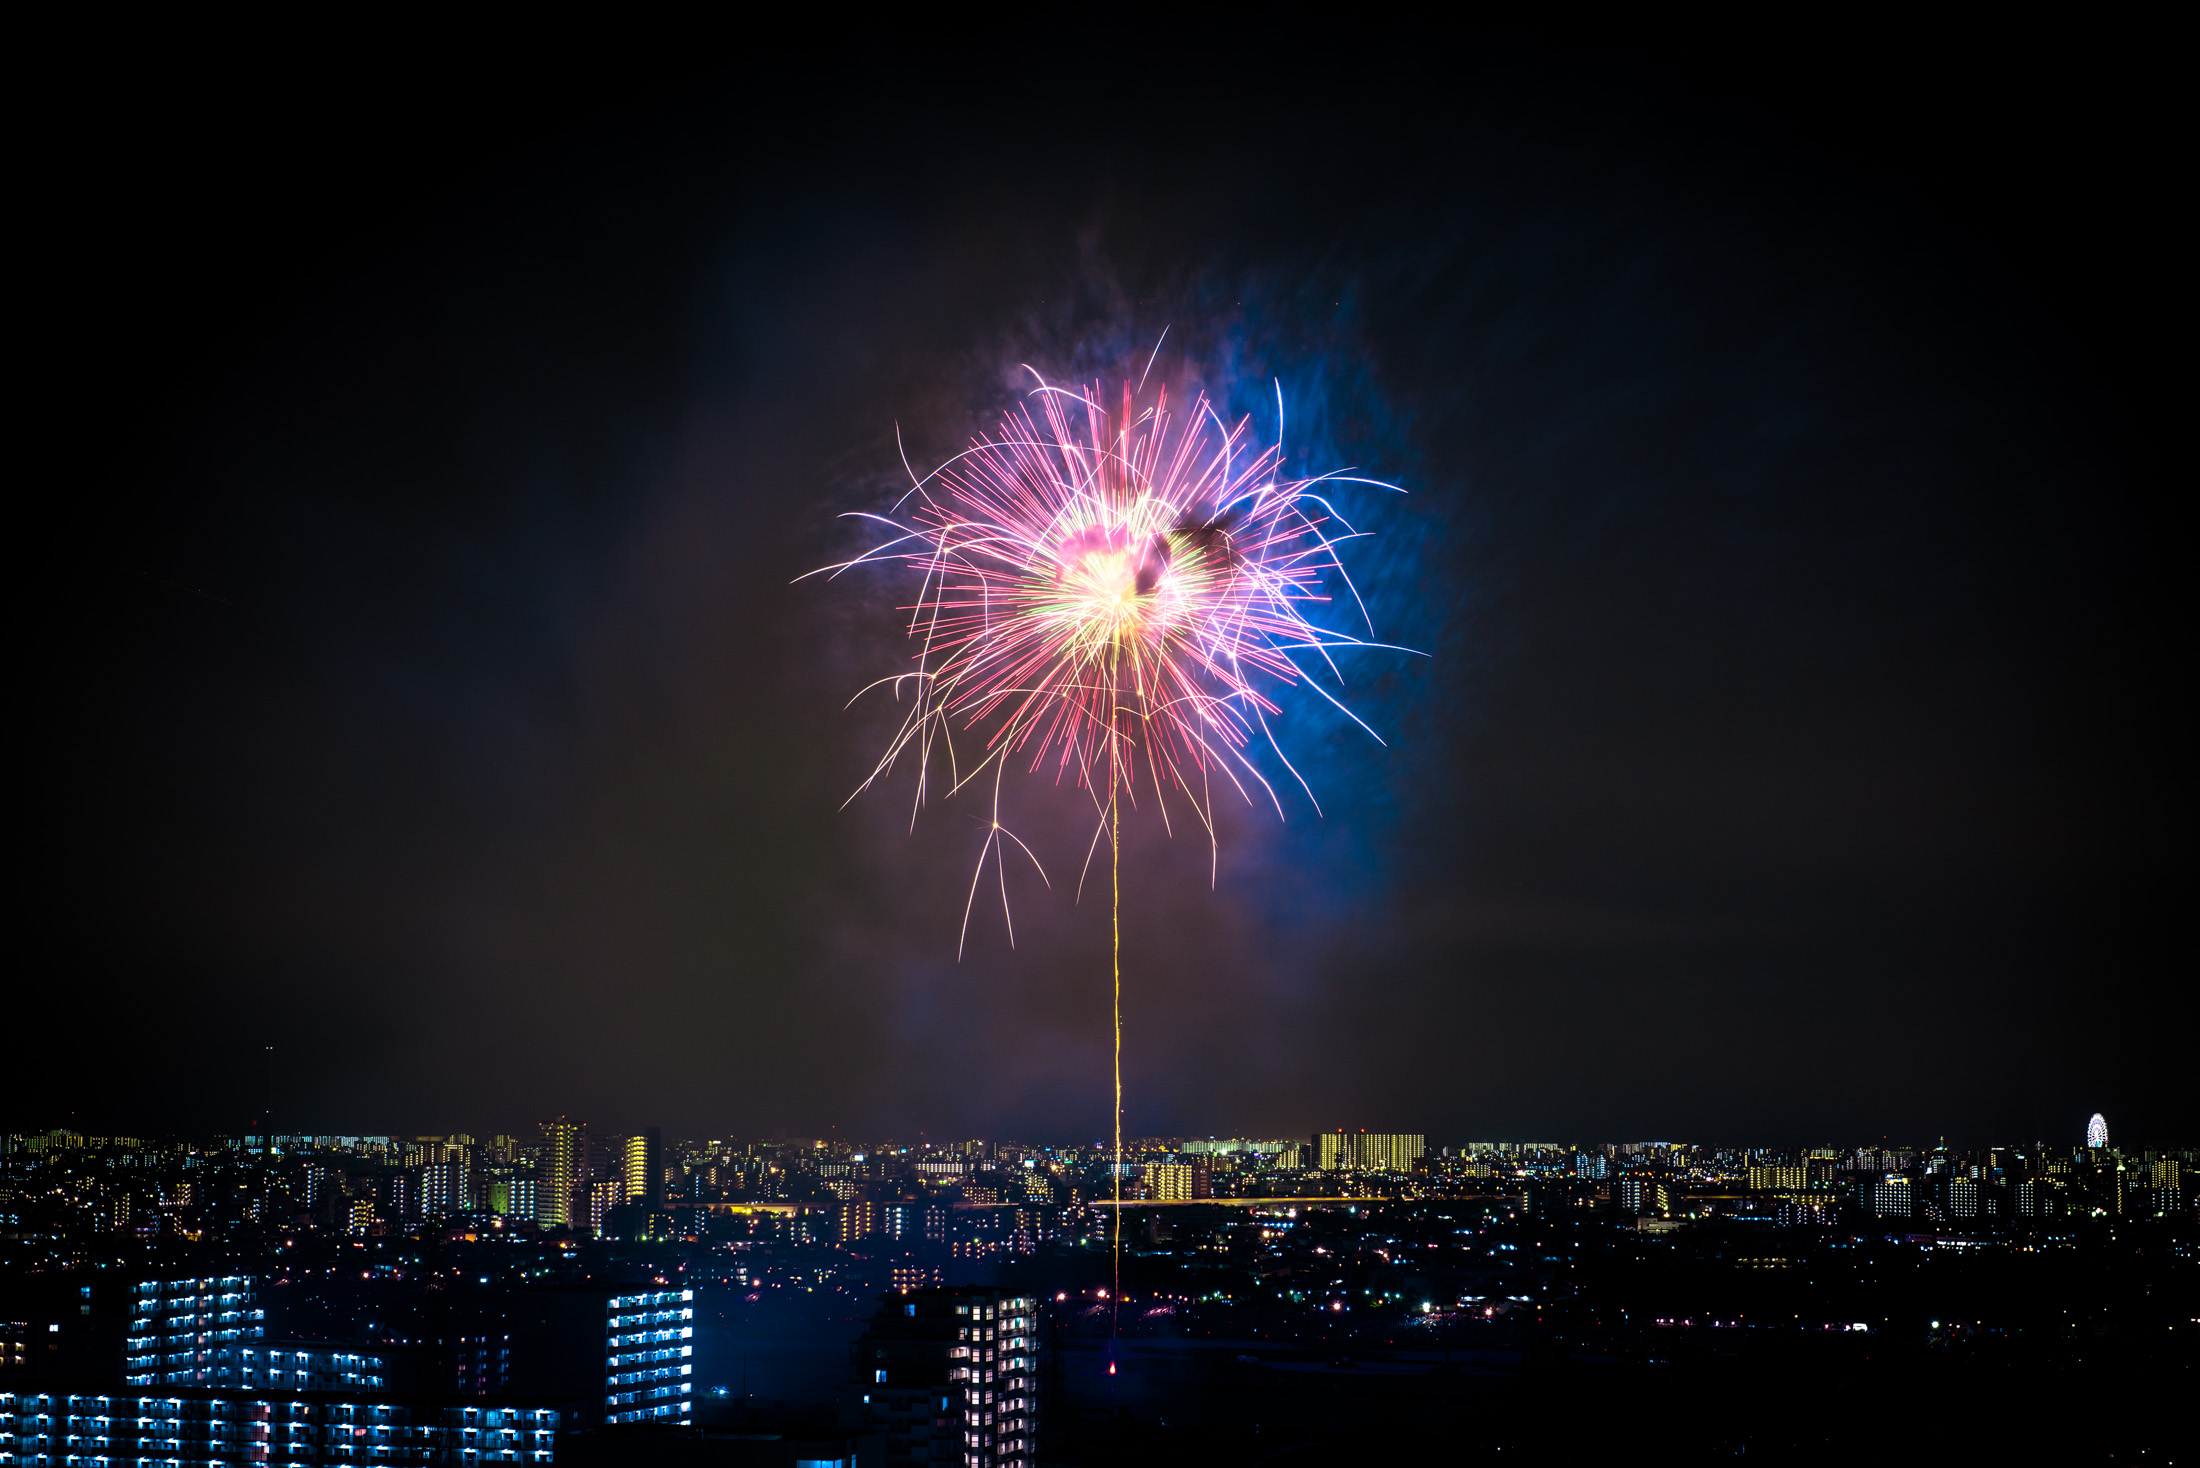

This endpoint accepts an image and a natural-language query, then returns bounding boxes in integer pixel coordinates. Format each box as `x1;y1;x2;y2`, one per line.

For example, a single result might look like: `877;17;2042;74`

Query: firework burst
809;354;1406;1362
813;363;1405;946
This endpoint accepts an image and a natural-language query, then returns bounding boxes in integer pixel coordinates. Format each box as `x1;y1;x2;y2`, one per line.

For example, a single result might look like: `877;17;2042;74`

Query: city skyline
7;1112;2165;1155
7;20;2186;1463
8;1111;2190;1462
10;1122;2188;1252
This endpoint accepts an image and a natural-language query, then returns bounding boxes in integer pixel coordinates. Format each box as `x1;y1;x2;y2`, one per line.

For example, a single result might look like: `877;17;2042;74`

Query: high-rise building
1146;1162;1213;1201
841;1199;880;1243
588;1180;623;1235
1869;1176;1912;1218
844;1286;1038;1468
124;1277;266;1389
623;1129;664;1213
423;1159;464;1218
1747;1164;1807;1192
387;1171;419;1224
488;1173;538;1221
1312;1132;1426;1173
606;1288;694;1424
1617;1176;1661;1216
2087;1113;2110;1149
538;1118;586;1231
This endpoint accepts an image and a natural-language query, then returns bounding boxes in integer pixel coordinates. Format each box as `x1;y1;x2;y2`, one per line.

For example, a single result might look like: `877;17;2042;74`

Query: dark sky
18;25;2183;1147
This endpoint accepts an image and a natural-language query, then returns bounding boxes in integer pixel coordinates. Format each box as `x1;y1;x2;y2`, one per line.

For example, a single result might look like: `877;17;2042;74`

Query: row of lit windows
130;1278;252;1296
606;1383;694;1410
606;1348;693;1372
4;1394;556;1424
607;1402;691;1423
607;1313;691;1336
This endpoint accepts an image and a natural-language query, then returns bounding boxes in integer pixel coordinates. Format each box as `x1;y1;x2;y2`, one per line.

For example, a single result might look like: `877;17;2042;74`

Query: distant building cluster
2;1112;2191;1465
0;1116;2189;1253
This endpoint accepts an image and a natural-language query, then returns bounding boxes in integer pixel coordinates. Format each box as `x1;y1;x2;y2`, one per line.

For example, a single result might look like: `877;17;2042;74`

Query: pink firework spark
811;364;1405;950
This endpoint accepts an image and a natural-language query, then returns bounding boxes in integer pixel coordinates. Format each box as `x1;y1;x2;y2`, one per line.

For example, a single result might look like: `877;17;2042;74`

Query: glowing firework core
822;373;1395;872
1043;521;1217;679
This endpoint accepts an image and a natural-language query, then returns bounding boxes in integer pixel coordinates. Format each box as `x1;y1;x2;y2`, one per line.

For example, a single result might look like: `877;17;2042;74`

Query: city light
0;1121;2188;1466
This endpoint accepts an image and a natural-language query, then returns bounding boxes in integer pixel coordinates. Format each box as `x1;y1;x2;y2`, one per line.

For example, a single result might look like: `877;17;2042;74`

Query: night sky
19;27;2182;1146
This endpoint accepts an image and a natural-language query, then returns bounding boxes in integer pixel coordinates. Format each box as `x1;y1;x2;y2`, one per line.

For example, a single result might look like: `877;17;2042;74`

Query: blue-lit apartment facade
0;1390;558;1465
245;1344;388;1392
125;1276;265;1388
604;1289;692;1424
121;1275;385;1396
